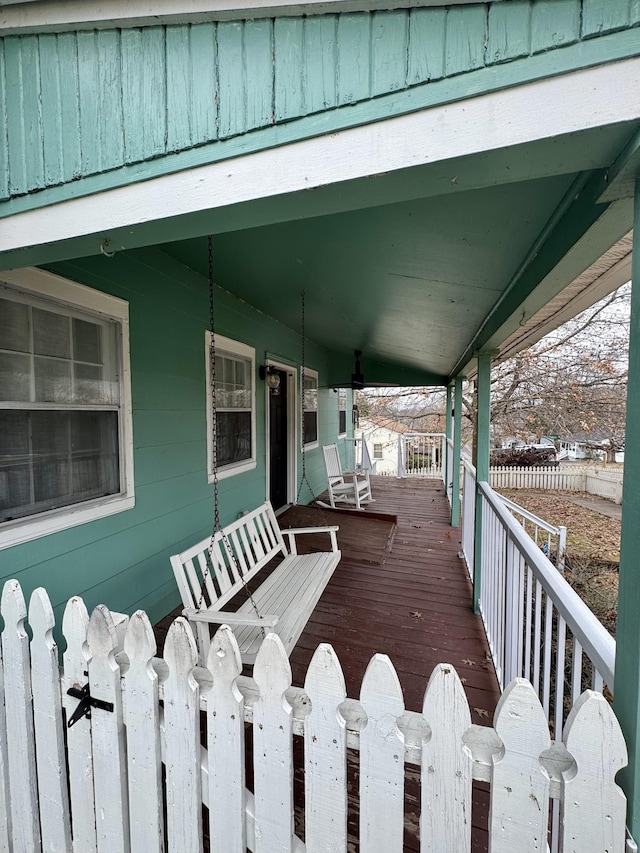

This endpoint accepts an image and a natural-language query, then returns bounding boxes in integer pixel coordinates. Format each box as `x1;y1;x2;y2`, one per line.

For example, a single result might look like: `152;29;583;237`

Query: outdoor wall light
259;364;281;391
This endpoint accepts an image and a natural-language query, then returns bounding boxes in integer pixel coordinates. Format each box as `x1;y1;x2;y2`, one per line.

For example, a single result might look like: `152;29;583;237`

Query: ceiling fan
328;350;400;391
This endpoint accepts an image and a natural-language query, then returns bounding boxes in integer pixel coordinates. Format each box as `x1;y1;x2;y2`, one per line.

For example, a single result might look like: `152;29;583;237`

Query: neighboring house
357;416;413;476
2;0;640;835
557;433;617;462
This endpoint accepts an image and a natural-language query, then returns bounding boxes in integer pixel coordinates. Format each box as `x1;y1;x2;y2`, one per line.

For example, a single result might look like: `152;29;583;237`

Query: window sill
338;433;347;440
0;493;135;551
208;459;257;482
303;441;319;451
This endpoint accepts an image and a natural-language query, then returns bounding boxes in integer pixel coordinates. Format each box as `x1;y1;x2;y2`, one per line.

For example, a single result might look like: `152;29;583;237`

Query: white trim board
0;0;500;34
2;58;640;256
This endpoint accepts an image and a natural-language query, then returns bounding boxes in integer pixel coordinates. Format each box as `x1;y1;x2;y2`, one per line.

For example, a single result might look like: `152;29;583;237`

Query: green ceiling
159;122;636;385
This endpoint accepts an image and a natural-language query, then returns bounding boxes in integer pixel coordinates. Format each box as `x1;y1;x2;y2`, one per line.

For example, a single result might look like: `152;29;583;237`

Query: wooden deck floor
155;476;500;852
286;477;500;719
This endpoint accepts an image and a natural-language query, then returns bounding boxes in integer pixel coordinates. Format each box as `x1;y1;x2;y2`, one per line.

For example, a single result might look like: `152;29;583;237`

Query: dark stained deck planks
154;475;499;852
286;477;499;720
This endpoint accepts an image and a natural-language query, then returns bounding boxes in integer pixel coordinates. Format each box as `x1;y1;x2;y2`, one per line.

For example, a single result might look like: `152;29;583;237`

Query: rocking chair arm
283;526;340;555
184;608;279;628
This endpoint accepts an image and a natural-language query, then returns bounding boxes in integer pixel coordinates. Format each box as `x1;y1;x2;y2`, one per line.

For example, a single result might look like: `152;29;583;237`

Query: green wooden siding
0;0;638;202
0;249;346;627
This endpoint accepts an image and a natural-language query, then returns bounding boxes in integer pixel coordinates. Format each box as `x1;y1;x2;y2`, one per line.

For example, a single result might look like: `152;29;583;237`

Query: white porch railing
445;436;454;504
499;492;567;573
0;580;629;853
461;463;616;732
397;432;446;479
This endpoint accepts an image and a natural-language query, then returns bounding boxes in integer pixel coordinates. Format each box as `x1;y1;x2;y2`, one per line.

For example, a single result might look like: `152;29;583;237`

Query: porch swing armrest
283;526;340;554
183;608;280;628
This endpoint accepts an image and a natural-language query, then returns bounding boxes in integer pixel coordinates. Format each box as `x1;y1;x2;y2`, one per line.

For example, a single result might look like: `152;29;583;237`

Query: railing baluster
524;565;533;681
542;596;553;718
555;616;567;736
533;580;542;696
571;638;583;703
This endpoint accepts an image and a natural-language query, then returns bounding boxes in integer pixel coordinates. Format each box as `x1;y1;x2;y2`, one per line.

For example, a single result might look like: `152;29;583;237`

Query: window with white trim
373;443;383;460
0;269;134;549
302;369;318;447
206;333;256;481
338;388;347;437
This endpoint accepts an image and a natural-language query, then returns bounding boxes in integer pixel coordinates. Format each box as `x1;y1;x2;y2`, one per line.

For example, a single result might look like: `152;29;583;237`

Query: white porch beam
1;57;640;259
0;0;502;34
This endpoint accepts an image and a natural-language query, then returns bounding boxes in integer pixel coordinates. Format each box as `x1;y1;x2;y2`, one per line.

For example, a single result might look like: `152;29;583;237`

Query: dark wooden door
269;370;288;510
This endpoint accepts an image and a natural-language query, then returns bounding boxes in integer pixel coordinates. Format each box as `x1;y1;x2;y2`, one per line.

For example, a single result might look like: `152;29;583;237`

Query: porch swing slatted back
174;504;288;614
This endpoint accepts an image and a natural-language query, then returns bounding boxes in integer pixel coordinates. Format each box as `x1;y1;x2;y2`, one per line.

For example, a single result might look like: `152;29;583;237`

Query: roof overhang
1;57;639;388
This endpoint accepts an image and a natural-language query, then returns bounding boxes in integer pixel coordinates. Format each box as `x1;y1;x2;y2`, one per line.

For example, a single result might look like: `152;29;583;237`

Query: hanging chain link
197;236;263;629
296;290;317;504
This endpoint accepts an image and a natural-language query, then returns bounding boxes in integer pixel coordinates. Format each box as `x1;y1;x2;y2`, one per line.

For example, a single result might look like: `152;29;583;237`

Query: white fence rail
490;465;624;503
0;580;630;853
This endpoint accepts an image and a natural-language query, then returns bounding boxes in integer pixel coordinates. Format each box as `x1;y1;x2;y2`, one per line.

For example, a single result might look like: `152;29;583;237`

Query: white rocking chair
320;444;374;510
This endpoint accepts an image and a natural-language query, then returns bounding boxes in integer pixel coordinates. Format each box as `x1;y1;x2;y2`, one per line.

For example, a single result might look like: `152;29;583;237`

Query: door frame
264;358;298;508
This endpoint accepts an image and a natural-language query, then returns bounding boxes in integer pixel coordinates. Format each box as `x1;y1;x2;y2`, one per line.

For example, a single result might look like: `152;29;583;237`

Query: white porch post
473;354;491;615
445;384;453;496
451;377;463;527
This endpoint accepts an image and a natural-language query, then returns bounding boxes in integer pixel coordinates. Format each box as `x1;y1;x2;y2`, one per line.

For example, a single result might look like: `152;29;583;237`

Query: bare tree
359;283;630;458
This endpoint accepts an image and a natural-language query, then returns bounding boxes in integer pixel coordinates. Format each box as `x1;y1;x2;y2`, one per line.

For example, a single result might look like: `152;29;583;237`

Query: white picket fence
0;579;632;852
490;465;624;503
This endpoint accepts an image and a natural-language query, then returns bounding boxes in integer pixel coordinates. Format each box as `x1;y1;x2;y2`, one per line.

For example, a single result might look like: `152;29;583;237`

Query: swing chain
296;290;317;504
197;236;263;631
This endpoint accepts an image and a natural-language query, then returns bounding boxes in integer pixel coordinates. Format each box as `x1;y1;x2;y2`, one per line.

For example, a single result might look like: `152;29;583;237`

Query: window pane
34;459;70;503
0;410;119;522
0;411;29;456
73;318;102;363
339;410;347;434
32;411;69;455
34;357;72;402
0;465;31;517
0;298;30;352
304;411;318;444
75;363;109;404
217;411;251;467
215;353;251;410
33;308;70;358
0;352;31;401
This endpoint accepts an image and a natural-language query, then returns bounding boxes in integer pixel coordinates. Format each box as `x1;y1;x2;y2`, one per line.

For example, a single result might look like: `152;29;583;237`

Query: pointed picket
253;633;295;853
62;596;97;852
1;580;41;853
123;611;163;853
29;588;72;852
164;617;202;853
490;678;551;853
421;663;472;851
359;654;405;853
0;636;11;853
561;690;627;853
206;625;245;853
303;643;348;853
86;606;129;853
